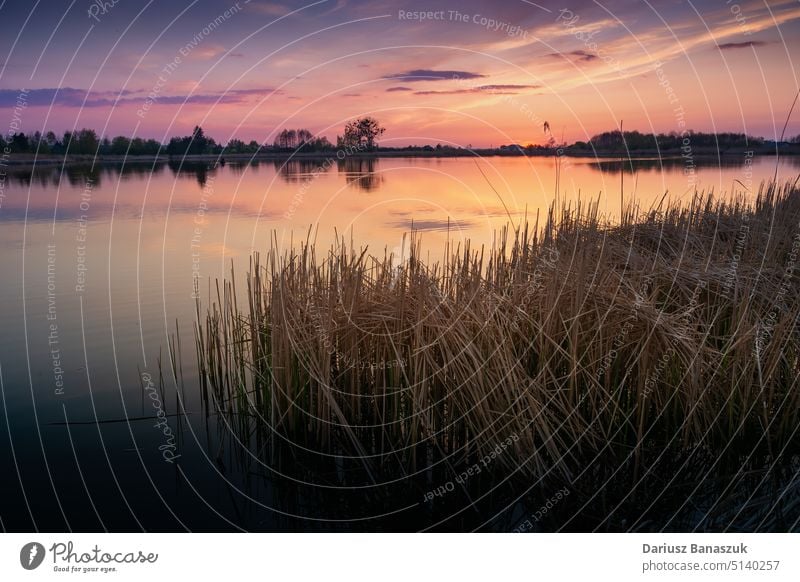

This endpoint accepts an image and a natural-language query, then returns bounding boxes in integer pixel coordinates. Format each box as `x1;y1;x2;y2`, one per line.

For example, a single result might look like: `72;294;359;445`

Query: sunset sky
1;0;799;147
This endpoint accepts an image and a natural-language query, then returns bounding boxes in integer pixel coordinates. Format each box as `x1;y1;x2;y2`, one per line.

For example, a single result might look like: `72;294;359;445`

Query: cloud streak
413;84;539;96
0;87;278;108
382;69;487;82
717;41;768;50
546;50;599;62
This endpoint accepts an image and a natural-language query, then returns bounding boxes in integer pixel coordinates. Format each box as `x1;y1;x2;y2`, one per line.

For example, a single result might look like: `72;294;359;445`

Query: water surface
1;154;797;531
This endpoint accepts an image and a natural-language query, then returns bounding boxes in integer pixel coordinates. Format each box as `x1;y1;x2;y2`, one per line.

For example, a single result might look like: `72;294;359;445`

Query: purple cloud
718;41;768;50
547;50;598;62
382;69;487;82
414;84;539;96
0;87;279;108
0;87;139;107
476;84;540;91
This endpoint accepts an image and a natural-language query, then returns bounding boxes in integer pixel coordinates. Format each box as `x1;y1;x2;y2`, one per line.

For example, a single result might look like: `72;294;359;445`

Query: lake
1;154;798;531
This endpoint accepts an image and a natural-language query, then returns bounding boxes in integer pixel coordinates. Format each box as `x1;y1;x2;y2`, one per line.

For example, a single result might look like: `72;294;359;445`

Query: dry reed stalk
195;181;800;480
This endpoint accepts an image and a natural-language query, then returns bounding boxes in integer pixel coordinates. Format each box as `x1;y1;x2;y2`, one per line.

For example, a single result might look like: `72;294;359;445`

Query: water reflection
5;153;792;191
269;156;384;192
272;158;331;183
589;155;800;174
4;161;166;188
3;155;798;228
167;160;219;187
337;157;383;191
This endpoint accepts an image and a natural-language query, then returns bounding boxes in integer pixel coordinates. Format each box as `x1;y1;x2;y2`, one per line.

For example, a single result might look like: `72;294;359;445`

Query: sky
0;0;799;147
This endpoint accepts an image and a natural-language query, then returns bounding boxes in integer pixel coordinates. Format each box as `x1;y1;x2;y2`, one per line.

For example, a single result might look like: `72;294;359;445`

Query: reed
195;180;800;482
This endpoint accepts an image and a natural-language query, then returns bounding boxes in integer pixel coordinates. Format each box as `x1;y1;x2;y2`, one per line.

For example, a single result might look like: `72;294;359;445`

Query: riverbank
3;144;799;169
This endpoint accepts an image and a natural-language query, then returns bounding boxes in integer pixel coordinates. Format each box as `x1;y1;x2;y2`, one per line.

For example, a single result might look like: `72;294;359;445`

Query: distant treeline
1;125;797;157
0;125;346;156
503;130;800;154
0;117;386;158
0;125;322;156
571;130;771;152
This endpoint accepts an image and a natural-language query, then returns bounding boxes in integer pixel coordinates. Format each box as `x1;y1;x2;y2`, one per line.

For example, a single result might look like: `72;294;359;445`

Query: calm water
1;154;798;531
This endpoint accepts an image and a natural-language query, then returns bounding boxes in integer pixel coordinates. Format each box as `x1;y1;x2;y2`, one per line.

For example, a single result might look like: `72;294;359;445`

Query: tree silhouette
342;117;385;150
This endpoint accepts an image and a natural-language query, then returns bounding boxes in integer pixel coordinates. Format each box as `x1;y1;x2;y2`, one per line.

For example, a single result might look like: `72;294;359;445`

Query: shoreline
3;146;799;169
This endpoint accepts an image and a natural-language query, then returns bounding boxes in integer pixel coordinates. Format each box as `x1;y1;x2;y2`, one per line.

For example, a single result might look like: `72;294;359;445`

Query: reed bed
195;181;800;484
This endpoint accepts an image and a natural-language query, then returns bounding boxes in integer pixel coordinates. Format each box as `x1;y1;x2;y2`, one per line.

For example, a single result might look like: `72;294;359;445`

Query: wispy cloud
717;41;768;50
533;5;800;93
478;84;540;91
546;49;599;62
182;43;238;60
0;88;137;107
568;49;598;62
535;17;621;40
382;69;487;82
247;0;347;18
386;86;412;92
0;87;278;108
413;89;476;96
414;84;539;96
246;1;292;16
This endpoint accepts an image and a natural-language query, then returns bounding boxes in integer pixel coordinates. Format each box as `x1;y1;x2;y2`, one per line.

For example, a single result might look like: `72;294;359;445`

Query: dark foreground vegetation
189;181;800;531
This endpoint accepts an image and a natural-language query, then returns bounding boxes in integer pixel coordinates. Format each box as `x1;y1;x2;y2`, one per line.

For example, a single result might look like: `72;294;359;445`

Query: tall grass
195;181;800;484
